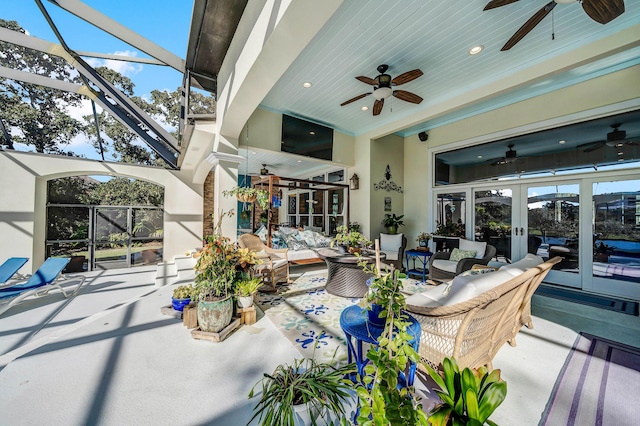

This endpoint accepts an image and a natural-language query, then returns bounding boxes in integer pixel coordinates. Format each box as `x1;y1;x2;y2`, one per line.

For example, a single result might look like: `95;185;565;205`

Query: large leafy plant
248;356;356;426
426;357;507;426
332;225;370;248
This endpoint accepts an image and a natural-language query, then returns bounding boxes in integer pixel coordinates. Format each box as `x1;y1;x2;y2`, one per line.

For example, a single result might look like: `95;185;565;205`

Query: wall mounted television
281;114;333;161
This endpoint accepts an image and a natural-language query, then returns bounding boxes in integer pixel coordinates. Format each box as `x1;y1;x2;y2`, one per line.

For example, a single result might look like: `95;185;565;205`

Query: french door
434;172;640;300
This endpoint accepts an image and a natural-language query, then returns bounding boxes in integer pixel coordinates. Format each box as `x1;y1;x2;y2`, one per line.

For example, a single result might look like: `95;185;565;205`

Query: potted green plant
425;357;507;426
382;213;405;234
235;277;263;308
594;241;615;263
223;186;270;210
355;260;429;425
171;284;194;311
248;356;356;426
194;210;262;332
417;232;432;249
331;225;370;254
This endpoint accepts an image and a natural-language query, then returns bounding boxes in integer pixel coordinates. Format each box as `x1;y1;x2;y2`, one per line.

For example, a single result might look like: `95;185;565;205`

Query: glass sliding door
526;183;581;287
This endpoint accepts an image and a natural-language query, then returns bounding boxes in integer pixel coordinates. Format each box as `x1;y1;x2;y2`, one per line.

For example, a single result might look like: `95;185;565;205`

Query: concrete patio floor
0;265;638;425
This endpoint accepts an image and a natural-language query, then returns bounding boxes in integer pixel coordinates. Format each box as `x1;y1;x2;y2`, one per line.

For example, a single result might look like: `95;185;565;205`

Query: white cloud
85;50;144;77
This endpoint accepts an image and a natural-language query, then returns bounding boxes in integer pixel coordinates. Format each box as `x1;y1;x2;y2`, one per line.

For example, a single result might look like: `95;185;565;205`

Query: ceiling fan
340;64;424;116
487;144;520;166
577;124;639;153
484;0;625;51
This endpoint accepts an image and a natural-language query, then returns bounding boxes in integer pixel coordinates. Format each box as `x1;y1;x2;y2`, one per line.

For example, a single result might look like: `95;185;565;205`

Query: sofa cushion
380;233;403;252
459;239;487;259
500;253;543;271
406;283;452;308
445;269;523;305
431;259;458;273
449;248;476;262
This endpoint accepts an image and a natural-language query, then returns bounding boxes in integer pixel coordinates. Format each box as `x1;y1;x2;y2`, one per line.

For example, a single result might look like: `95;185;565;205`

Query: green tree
0;19;85;153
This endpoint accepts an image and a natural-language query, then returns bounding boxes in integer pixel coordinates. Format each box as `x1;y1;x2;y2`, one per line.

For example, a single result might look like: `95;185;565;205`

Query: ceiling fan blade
582;0;624;25
340;93;371;106
373;99;384;116
391;69;423;86
484;0;519;11
501;1;556;51
393;90;423;104
355;76;377;85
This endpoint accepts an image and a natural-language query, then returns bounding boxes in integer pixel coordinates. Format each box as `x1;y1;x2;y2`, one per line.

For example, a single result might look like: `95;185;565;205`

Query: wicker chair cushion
406;283;452;308
380;250;398;261
449;248;476;262
431;259;458;273
447;269;522;305
459;239;487;259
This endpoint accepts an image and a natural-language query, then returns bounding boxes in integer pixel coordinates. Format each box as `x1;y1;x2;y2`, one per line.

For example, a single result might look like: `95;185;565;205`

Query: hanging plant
223;187;270;210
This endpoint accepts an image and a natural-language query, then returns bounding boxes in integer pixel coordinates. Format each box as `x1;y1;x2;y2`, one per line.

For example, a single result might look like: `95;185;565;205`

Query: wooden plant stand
238;306;256;325
191;318;241;342
182;302;198;328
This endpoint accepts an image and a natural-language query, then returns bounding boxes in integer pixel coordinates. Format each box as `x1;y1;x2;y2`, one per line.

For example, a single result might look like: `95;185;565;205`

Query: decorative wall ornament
374;164;403;193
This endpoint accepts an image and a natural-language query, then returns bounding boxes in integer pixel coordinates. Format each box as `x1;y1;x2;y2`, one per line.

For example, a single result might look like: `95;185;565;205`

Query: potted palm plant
248;355;356;426
382;213;404;234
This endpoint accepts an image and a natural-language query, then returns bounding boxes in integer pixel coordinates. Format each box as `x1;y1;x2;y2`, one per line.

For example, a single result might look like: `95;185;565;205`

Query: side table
339;305;420;387
405;249;433;282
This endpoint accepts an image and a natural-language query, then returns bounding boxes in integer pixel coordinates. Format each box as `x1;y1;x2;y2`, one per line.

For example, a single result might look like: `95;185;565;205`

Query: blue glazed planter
368;303;386;328
172;297;191;311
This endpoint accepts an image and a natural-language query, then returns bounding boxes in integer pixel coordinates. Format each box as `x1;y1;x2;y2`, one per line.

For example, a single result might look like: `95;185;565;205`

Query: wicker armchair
238;234;290;292
407;256;561;370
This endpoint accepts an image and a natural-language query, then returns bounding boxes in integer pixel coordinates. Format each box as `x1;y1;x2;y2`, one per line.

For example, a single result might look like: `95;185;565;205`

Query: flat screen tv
281;114;333;161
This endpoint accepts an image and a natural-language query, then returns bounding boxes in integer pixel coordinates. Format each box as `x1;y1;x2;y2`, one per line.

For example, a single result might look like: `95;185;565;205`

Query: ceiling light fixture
558;140;566;144
469;45;484;55
361;106;369;111
302;82;312;88
477;155;483;159
251;151;256;155
309;131;315;135
297;160;302;163
372;72;393;100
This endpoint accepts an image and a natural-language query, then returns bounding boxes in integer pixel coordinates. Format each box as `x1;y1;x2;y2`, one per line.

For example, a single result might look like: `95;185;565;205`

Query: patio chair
238;234;290;292
429;240;496;282
0;257;29;287
378;233;407;272
0;257;85;316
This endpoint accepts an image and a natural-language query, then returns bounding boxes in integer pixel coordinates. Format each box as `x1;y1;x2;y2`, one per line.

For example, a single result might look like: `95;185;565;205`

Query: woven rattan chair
429;243;497;282
406;256;561;371
238;234;289;292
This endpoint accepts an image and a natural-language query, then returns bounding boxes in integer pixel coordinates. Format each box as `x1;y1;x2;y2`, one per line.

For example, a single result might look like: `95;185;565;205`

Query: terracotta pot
197;297;233;332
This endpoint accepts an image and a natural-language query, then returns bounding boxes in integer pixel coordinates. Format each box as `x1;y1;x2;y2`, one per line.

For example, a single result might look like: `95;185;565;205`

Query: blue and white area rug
254;271;432;363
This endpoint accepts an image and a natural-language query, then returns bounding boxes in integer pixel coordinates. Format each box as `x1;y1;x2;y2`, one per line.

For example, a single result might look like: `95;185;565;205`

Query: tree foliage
0;19;84;153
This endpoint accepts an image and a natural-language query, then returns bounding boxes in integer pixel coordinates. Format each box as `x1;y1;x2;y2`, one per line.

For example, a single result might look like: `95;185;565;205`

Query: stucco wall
0;151;204;274
370;133;404;238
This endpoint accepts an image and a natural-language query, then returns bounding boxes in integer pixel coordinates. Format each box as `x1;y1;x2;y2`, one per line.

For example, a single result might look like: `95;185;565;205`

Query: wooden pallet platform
191;318;241;342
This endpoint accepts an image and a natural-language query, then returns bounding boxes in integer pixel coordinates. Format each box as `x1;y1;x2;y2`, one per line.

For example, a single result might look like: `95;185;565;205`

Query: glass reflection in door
527;184;580;275
592;180;640;283
474;189;512;261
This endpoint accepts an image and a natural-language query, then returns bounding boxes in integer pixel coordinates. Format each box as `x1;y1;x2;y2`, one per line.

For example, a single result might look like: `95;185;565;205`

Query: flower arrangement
331;225;370;248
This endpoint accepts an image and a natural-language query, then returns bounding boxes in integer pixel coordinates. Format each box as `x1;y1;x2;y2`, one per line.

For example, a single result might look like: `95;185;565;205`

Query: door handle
514;228;518;236
520;227;525;236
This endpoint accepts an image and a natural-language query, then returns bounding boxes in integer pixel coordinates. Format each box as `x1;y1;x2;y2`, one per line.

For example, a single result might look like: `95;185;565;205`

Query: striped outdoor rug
540;333;640;426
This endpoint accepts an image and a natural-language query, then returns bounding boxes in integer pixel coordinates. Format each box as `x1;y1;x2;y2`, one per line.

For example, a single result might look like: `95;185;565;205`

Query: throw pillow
284;235;308;251
449;248;476;262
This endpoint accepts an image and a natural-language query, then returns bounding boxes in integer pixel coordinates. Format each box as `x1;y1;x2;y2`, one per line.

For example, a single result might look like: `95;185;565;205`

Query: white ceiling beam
74;51;167;66
46;0;185;72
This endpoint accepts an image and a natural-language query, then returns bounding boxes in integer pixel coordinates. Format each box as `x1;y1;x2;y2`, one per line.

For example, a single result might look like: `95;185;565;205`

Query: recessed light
618;158;624;162
251;151;256;154
618;152;624;155
361;106;369;111
297;160;302;163
558;140;566;144
469;45;484;55
302;82;312;88
309;131;315;135
477;155;483;159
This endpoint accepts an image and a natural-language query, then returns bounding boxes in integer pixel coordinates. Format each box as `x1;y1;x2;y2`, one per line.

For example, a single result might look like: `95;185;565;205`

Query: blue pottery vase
171;297;191;311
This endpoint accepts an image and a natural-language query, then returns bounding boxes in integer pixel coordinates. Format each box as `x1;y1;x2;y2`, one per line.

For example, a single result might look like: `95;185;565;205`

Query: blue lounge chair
0;258;85;316
0;257;29;287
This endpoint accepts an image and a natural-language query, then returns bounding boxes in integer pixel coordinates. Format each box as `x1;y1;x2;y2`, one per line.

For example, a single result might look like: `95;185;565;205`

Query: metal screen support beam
46;0;185;72
0;117;14;149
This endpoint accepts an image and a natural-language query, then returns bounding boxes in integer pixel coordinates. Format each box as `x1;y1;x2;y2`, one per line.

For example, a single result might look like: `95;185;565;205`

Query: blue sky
3;1;193;160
